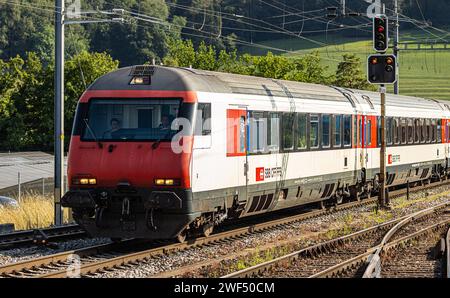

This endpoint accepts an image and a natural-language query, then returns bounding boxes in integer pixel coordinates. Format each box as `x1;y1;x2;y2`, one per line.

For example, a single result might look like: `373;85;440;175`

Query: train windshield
82;99;181;141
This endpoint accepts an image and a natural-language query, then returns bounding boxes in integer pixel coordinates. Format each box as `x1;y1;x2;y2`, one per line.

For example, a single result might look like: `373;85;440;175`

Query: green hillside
241;32;450;101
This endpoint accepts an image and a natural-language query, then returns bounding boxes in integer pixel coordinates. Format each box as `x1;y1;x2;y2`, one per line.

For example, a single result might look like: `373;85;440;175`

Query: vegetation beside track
0;193;68;230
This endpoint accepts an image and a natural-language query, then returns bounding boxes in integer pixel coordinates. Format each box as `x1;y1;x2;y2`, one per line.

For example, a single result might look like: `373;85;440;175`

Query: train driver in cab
159;115;172;130
103;118;121;138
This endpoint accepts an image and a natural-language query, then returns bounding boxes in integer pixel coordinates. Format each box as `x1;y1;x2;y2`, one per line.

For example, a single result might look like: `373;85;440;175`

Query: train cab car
62;65;450;242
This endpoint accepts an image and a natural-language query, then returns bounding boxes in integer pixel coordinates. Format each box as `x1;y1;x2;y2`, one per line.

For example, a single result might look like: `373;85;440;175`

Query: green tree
334;54;374;90
0;1;89;63
0;51;118;151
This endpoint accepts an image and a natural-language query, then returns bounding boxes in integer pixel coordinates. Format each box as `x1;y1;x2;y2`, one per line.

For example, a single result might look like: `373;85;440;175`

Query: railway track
0;179;449;278
222;201;450;278
0;224;86;249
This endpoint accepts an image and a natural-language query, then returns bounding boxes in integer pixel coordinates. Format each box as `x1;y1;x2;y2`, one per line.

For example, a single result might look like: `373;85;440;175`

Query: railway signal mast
53;0;124;225
368;14;398;209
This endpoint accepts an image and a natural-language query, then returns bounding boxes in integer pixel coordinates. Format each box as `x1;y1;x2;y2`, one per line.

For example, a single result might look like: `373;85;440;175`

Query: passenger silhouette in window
103;118;121;138
159;115;172;130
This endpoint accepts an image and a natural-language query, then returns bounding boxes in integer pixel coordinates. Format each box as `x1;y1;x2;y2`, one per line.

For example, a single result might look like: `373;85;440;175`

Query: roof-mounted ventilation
129;65;155;76
129;65;154;85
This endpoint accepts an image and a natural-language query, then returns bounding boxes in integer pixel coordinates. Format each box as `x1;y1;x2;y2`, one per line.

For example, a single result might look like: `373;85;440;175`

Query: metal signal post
53;2;124;226
368;14;398;209
379;85;387;209
54;0;65;226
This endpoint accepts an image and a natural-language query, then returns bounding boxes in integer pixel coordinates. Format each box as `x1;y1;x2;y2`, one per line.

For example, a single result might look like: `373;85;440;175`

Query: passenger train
62;65;450;242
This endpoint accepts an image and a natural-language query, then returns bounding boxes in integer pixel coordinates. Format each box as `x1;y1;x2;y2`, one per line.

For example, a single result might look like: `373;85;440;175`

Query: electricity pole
54;0;64;226
393;0;400;94
53;3;124;226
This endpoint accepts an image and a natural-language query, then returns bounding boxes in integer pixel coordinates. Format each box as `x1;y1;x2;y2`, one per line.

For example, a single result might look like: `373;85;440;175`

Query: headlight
73;177;97;185
155;179;165;185
154;178;180;186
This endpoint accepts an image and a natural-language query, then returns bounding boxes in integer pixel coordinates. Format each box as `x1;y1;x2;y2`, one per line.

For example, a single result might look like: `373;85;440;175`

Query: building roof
0;152;67;190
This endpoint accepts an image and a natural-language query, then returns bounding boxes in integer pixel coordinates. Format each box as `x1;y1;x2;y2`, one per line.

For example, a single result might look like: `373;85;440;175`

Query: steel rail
0;224;86;249
0;239;143;277
363;201;450;278
311;219;450;278
223;201;450;278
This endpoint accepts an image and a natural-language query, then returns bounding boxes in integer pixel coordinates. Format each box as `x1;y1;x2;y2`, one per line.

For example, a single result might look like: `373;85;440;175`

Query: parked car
0;196;19;209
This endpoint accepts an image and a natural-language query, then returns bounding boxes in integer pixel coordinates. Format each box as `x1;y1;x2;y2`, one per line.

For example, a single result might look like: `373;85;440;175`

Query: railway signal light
367;54;397;84
373;15;389;52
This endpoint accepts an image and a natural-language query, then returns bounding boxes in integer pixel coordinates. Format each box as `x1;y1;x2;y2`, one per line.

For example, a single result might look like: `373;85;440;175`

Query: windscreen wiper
84;118;103;148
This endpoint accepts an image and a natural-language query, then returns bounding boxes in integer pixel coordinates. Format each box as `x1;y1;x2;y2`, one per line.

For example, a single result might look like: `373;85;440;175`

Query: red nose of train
68;140;189;189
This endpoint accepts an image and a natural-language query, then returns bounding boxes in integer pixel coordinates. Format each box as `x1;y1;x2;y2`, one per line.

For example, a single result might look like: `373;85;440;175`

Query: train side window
248;111;266;154
321;114;331;148
297;113;307;150
386;117;393;145
407;118;414;144
267;112;280;153
282;113;295;151
414;119;420;144
195;103;211;136
393;118;400;144
343;115;351;147
431;119;436;143
353;116;358;147
426;119;431;143
421;119;426;143
310;115;319;149
366;119;372;146
226;109;247;156
358;118;363;147
401;118;407;144
333;115;342;148
437;119;442;143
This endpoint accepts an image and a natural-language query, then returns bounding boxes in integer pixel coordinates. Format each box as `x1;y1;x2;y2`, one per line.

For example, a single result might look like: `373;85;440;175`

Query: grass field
241;30;450;100
0;193;69;230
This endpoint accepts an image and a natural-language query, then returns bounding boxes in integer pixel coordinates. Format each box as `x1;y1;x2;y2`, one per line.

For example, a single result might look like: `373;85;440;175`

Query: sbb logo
388;154;392;164
256;167;265;181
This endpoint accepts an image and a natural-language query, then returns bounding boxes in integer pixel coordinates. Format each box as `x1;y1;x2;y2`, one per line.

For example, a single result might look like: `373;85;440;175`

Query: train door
227;108;248;202
357;115;367;170
446;119;450;166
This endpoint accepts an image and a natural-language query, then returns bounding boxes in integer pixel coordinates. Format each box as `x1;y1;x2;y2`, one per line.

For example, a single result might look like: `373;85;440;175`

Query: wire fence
0;175;68;200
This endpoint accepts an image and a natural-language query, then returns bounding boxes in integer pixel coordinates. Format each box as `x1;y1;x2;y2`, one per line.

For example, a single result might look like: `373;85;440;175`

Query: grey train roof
88;65;448;112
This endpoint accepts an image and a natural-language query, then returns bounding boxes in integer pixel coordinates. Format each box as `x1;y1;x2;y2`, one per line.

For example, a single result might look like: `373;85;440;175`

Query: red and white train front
62;66;200;240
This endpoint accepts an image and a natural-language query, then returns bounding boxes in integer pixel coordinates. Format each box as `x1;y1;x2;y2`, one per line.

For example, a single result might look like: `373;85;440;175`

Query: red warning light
370;57;378;65
377;26;385;33
385;57;394;65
